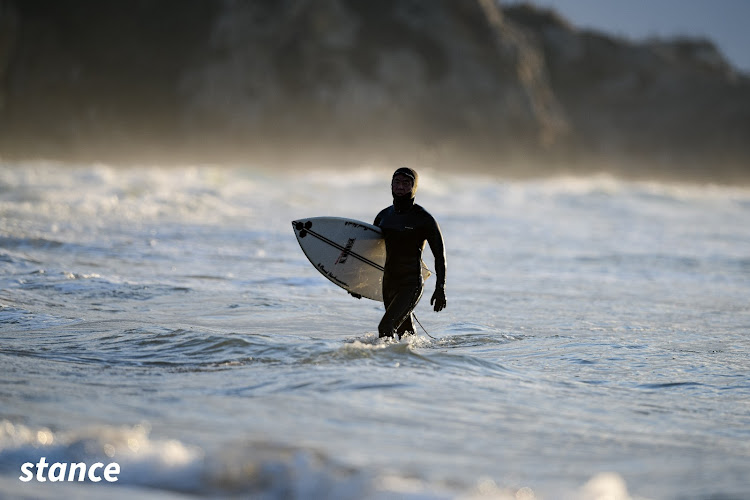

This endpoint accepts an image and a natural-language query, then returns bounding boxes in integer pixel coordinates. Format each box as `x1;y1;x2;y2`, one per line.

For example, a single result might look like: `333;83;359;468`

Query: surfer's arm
426;217;447;312
374;207;390;227
427;219;446;289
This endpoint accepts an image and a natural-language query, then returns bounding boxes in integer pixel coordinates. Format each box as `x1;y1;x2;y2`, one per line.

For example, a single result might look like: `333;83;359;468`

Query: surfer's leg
396;314;415;337
378;300;399;339
379;282;423;338
378;276;399;338
378;284;397;338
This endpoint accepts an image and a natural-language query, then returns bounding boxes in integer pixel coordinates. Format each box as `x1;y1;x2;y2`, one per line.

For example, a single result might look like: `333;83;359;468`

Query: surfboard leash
412;313;437;340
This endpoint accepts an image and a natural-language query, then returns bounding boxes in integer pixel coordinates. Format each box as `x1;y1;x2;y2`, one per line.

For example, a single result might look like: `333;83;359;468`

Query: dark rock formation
175;0;567;169
504;4;750;181
0;0;748;181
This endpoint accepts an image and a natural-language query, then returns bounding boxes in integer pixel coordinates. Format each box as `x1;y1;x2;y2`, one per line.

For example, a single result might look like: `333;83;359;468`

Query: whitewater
1;163;748;499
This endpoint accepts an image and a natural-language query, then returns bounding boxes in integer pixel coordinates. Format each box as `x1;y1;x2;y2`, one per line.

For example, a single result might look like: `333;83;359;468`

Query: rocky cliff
1;0;748;181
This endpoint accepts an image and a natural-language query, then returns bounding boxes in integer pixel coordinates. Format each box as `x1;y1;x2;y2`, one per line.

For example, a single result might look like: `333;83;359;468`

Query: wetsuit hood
392;167;418;213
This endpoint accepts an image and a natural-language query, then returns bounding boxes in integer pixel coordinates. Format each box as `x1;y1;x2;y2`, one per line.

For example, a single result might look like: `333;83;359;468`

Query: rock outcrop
504;4;749;180
1;0;748;181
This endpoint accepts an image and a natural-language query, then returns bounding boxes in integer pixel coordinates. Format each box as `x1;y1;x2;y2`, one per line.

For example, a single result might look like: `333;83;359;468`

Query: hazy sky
502;0;750;74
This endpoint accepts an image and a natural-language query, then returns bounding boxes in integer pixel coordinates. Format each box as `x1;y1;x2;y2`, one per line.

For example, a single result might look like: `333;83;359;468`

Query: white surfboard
292;217;431;302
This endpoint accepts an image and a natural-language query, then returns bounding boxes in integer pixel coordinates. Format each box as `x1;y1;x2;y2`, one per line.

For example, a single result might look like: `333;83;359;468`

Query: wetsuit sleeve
427;216;446;289
374;208;387;227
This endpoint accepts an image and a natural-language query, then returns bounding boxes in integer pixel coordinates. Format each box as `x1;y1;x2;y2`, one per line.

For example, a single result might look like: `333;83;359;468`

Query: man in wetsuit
355;167;447;338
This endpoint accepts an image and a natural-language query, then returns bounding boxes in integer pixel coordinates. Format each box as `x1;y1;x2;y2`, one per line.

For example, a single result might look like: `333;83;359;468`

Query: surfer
352;167;447;338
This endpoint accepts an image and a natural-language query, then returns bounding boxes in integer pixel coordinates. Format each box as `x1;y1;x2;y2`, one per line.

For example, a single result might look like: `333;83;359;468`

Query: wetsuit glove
349;291;362;299
430;287;446;312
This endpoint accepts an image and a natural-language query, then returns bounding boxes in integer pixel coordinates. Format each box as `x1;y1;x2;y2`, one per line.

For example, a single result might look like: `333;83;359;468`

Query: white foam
0;421;655;499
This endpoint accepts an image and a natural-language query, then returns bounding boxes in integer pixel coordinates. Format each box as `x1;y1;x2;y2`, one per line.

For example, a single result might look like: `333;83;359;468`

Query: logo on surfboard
294;220;313;238
336;238;356;265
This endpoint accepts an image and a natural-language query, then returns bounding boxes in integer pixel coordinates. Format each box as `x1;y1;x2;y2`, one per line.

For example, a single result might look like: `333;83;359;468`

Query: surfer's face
391;174;414;198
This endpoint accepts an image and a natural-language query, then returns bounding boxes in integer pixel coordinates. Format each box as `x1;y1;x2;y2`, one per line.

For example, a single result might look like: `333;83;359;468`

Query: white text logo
19;457;120;482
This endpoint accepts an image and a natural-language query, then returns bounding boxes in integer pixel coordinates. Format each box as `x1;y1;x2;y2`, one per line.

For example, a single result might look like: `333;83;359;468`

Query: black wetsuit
374;197;446;337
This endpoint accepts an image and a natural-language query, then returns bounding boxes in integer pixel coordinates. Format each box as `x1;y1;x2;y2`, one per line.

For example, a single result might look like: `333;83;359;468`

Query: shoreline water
1;163;749;499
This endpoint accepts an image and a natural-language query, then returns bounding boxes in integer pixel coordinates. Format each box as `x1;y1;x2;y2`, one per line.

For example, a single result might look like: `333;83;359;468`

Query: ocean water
1;163;749;500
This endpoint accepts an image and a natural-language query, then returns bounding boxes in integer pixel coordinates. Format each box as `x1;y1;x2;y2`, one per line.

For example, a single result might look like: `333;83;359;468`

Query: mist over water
1;162;749;499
